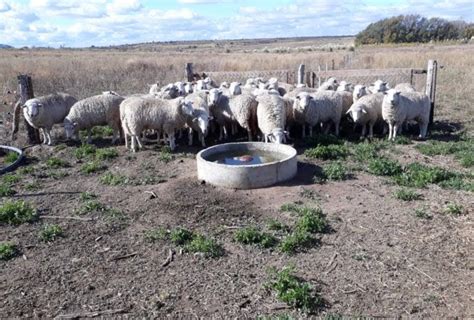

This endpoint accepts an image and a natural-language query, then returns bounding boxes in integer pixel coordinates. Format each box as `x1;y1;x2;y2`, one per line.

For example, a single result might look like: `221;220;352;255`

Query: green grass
2;174;20;185
88;126;114;139
443;202;465;216
80;192;97;201
0;200;36;225
438;176;474;192
24;181;41;191
46;157;69;168
4;152;19;164
394;136;412;145
234;226;277;248
0;183;15;196
295;207;328;234
17;166;35;175
95;148;119;161
0;242;18;261
392;163;457;188
80;161;107;174
158;146;173;163
322;161;349;181
170;227;195;246
393;188;423;201
39;224;63;242
366;157;402;176
415;139;473;167
266;266;321;313
144;227;169;242
351;142;380;162
266;219;289;232
76;200;106;215
304;144;348;160
279;230;315;254
185;234;224;258
414;207;432;219
74;144;97;159
99;172;128;185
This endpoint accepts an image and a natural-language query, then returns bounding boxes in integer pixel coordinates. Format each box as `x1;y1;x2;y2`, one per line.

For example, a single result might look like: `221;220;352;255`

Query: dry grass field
0;38;473;318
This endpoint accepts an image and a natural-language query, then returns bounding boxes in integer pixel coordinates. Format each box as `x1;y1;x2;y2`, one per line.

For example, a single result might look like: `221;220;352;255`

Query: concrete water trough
197;142;297;189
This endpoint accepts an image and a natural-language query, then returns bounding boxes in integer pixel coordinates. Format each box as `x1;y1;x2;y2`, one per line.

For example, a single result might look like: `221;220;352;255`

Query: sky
0;0;472;48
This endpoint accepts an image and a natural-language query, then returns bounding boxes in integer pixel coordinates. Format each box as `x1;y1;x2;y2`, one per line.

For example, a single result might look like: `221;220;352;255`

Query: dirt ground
1;126;473;319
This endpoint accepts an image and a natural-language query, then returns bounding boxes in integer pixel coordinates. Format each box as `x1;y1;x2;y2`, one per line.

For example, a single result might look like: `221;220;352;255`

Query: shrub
234;226;277;248
76;200;106;215
95;148;119;161
144;227;169;242
443;202;465;216
393;188;423;201
392;163;456;188
266;219;289;232
46;157;69;168
414;207;432;219
266;266;321;313
39;224;63;242
0;183;15;197
0;242;18;260
170;227;194;246
367;157;402;176
2;174;20;185
295;207;328;233
279;230;315;254
81;161;107;174
80;192;97;201
74;144;97;159
304;144;348;160
185;235;224;258
100;172;128;185
0;200;36;225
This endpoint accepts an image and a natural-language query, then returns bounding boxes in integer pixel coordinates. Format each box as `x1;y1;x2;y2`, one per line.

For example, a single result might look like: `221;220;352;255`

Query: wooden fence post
13;75;40;144
425;60;437;126
185;63;193;82
331;59;335;70
297;64;305;85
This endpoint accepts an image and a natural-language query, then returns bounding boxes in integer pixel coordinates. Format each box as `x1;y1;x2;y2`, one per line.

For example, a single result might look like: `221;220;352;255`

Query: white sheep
184;91;212;147
318;77;338;91
336;81;352;92
184;82;194;94
120;96;197;151
64;93;125;144
369;79;389;94
394;82;416;93
293;91;342;137
352;85;368;102
22;93;77;145
335;90;353;115
382;89;430;140
229;82;242;95
346;93;384;138
208;89;258;141
256;92;287;143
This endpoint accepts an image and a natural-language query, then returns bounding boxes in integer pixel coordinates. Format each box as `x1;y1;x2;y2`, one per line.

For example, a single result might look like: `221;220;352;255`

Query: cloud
0;0;11;12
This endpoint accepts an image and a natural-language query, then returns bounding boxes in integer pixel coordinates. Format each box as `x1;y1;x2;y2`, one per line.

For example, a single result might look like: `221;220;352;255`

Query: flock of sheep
18;75;431;151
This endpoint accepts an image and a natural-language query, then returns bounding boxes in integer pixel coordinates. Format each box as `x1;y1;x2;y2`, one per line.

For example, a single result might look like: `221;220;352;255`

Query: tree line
355;15;474;45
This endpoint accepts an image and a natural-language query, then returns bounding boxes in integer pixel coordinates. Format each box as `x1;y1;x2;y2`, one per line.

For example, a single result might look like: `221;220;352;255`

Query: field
1;37;473;318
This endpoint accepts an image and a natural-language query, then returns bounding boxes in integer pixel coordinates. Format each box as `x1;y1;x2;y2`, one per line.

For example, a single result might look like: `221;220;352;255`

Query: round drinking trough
196;142;297;189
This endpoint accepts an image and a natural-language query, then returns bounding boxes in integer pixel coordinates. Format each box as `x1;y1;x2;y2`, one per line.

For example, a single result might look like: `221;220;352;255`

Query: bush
279;230;315;254
0;183;15;197
39;224;63;241
0;200;36;225
95;148;119;161
393;188;423;201
234;226;277;248
46;157;69;168
185;235;224;258
144;227;169;242
81;161;107;174
100;172;128;185
443;202;465;216
170;227;194;246
295;208;328;234
74;144;97;159
322;162;349;181
392;163;456;188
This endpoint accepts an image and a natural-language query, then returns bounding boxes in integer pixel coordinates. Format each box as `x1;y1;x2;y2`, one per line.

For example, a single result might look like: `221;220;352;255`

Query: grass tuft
414;207;432;219
0;200;36;225
392;163;457;188
304;144;348;160
393;188;423;201
0;183;16;196
443;202;465;216
322;161;349;181
266;266;321;313
0;242;18;260
170;227;194;246
234;226;277;248
144;227;169;242
185;234;224;258
74;143;97;159
95;148;119;161
39;224;63;242
46;157;69;168
4;152;19;164
367;157;402;176
279;230;315;254
81;161;107;174
100;172;128;185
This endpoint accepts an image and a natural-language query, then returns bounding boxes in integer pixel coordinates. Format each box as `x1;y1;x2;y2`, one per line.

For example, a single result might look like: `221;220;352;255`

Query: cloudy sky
0;0;472;47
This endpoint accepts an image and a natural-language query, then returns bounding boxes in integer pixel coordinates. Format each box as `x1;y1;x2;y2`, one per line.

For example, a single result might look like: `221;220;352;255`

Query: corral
0;38;473;318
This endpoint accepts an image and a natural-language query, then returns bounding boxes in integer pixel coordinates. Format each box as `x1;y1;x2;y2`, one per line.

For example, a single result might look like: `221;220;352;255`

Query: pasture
0;38;473;318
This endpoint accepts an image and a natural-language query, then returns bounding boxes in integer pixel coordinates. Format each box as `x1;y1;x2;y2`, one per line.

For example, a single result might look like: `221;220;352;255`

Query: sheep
148;83;160;94
335;90;353;114
120;96;197;151
195;77;216;91
64;92;125;144
255;92;287;143
21;93;77;145
184;91;212;147
382;89;431;141
229;82;242;95
394;82;416;93
219;81;230;89
369;79;389;93
346;93;384;138
151;83;180;99
184;82;194;94
352;85;368;102
207;89;258;141
318;77;338;91
292;91;342;137
336;81;352;92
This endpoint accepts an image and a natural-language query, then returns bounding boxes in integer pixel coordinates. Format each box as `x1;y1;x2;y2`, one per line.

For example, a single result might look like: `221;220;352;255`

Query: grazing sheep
293;91;342;137
184;91;212;147
346;93;384;138
120;96;197;151
64;92;125;144
208;89;258;141
21;93;77;145
256;92;287;143
318;77;338;91
352;85;368;102
394;82;416;93
369;79;389;94
382;89;431;140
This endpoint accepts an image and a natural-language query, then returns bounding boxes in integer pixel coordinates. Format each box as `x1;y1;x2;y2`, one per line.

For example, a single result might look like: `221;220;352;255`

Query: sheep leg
247;130;252;142
131;136;137;152
136;135;143;149
361;124;367;137
44;128;53;145
200;133;206;147
39;128;47;144
368;122;374;138
168;132;176;151
86;129;92;144
419;122;428;139
323;123;330;134
112;129;119;144
388;123;393;140
392;123;399;141
334;120;340;136
124;133;129;149
188;128;194;146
